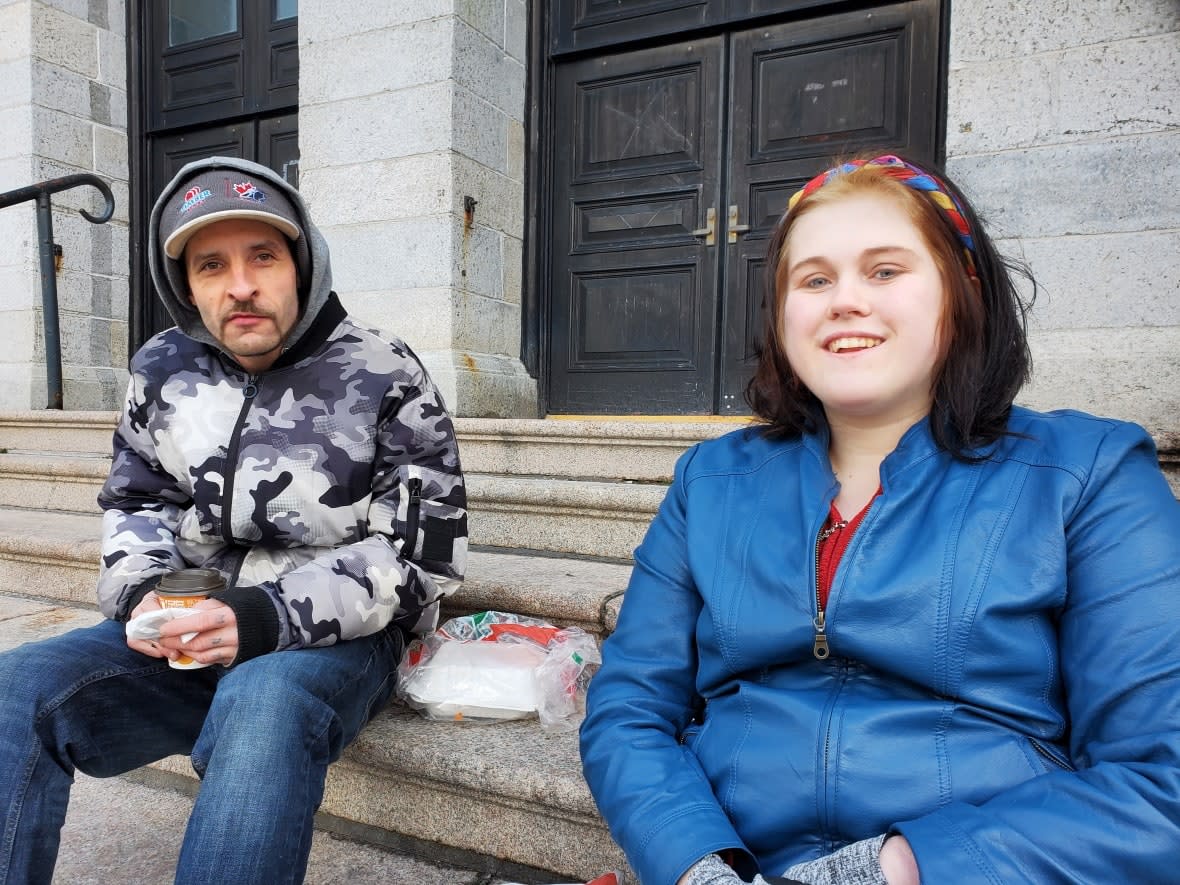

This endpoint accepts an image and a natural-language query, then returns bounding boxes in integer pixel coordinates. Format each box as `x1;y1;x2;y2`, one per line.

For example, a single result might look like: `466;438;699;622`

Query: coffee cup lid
157;568;225;595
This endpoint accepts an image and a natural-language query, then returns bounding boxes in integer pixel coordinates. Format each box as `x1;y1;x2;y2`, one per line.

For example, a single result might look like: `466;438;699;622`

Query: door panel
549;39;724;413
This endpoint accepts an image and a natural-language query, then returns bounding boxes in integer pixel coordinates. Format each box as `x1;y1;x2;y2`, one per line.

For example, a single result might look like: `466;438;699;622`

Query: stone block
949;0;1180;66
946;133;1180;239
93;124;126;178
0;310;36;362
109;320;126;369
946;55;1054;155
452;86;508;174
343;287;455;352
299;84;453;166
453;151;525;240
300;154;451;227
0;107;33;160
0;209;35;264
1005;230;1180;332
419;348;539;418
105;0;124;37
0;59;31;107
0;4;31;64
30;58;88;117
51;268;93;314
454;220;502;298
31;106;93;168
106;83;125;127
299;0;451;43
501;234;523;306
455;0;505;47
95;25;123;86
32;5;97;78
1018;326;1180;434
299;18;452;105
90;273;110;314
0;267;36;310
0;364;38;409
506;117;524;183
1055;33;1179;140
453;290;520;357
506;0;527;63
86;0;107;28
325;215;452;292
38;0;87;19
108;221;128;274
452;17;526;119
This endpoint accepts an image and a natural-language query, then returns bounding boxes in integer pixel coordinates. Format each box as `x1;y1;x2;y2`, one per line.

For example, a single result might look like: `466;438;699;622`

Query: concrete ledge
466;473;666;559
0;453;107;512
0;410;118;453
455;417;740;482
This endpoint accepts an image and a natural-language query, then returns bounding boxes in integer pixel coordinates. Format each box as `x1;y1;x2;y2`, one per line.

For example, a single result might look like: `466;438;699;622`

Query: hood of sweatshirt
146;155;334;360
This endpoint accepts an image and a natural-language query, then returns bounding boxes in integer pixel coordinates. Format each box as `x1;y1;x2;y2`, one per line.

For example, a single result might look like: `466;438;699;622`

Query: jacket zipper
405;476;423;557
219;375;260;546
812;519;846;660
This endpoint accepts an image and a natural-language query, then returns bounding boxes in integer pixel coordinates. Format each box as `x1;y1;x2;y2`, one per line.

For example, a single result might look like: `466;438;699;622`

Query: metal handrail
0;173;115;409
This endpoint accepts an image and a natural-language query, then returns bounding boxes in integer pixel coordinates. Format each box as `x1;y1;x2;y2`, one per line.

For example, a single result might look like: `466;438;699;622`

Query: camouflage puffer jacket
98;156;466;663
97;295;467;661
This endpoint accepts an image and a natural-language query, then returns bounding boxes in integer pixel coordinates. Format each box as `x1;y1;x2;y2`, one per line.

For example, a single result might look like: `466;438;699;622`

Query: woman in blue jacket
579;154;1180;885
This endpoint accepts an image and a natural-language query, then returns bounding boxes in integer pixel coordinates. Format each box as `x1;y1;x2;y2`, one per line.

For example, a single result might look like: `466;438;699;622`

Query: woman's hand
879;835;920;884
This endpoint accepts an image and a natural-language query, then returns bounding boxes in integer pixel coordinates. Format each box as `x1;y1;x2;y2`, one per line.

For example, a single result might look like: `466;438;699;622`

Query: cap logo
232;181;267;203
179;186;212;214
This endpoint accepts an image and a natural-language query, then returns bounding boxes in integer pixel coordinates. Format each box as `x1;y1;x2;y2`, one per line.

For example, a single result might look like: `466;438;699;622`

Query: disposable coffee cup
156;568;225;669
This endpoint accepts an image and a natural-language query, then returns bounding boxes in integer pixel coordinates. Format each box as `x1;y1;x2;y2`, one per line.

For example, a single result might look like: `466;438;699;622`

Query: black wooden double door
547;1;940;414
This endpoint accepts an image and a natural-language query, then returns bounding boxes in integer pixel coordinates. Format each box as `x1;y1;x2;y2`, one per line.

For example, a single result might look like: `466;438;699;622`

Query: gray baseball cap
159;170;304;260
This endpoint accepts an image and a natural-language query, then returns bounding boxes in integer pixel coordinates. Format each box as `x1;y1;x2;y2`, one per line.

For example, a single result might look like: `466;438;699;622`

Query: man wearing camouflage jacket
0;156;467;885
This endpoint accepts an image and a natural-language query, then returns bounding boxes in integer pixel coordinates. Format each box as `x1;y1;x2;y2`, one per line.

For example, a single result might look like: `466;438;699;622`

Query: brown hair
746;155;1033;459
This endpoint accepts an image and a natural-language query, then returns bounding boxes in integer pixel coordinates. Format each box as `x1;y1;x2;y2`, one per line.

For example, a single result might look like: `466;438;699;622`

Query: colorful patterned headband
787;154;978;278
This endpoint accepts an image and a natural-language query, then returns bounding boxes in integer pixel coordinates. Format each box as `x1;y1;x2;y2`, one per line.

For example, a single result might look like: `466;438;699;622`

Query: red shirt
817;490;880;609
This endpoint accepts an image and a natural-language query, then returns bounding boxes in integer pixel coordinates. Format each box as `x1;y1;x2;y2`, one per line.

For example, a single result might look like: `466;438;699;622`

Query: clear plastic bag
396;611;601;731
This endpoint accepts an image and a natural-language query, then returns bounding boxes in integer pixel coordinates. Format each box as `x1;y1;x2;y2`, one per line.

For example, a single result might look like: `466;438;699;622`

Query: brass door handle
727;204;751;244
692;207;716;247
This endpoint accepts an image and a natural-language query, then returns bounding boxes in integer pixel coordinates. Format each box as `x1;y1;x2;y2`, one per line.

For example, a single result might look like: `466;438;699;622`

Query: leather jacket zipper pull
813;612;830;660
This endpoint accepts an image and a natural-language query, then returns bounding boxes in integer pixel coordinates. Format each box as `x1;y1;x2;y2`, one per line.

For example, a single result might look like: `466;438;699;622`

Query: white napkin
125;608;199;644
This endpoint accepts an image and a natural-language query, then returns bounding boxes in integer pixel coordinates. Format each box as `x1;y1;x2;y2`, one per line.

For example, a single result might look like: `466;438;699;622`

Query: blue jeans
0;617;403;885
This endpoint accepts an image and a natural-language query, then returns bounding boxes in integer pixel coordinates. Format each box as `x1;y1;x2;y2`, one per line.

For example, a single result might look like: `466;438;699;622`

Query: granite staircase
0;410;734;882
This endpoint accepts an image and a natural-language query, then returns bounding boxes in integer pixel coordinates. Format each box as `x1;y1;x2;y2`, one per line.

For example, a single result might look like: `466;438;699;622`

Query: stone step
0;410;118;455
0;453;665;558
0;411;734;482
456;417;733;482
0;592;629;881
0;507;629;636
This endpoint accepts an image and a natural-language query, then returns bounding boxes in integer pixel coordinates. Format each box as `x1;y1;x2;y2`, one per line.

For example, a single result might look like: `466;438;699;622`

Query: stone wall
0;0;129;410
298;0;537;417
945;1;1180;437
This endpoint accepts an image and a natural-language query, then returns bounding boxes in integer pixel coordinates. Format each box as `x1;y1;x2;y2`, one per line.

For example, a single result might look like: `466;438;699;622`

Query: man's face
183;218;300;374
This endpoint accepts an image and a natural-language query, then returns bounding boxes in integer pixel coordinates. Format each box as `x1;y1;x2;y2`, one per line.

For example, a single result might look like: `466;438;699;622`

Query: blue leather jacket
580;407;1180;885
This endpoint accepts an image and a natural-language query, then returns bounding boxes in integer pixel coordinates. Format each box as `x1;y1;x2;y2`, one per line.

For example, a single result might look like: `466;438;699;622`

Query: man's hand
156;599;240;667
125;591;175;661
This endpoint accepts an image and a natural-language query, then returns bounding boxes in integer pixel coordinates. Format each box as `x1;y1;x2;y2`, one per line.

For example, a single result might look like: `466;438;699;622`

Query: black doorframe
522;0;950;415
126;0;151;358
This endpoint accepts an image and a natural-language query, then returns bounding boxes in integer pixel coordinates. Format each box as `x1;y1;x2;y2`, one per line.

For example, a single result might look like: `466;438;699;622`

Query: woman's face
780;192;946;428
